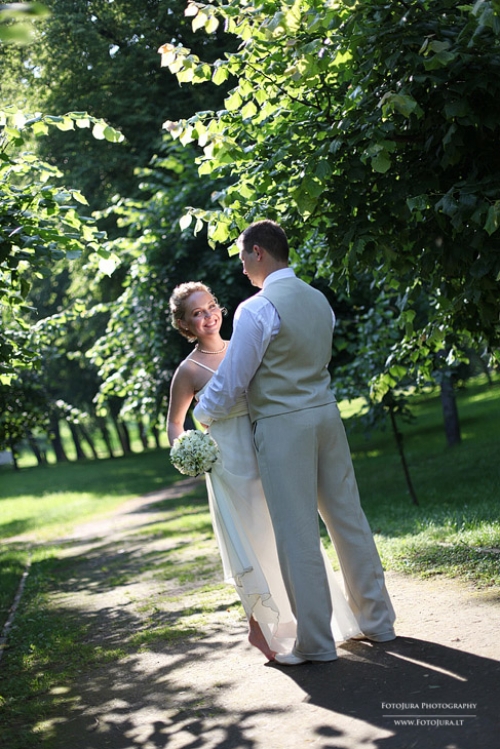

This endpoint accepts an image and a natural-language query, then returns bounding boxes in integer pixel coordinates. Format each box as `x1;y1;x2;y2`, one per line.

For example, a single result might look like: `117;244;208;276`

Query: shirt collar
263;267;295;288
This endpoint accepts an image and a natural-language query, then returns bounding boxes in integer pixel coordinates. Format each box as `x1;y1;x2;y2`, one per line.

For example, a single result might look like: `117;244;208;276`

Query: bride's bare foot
248;617;276;661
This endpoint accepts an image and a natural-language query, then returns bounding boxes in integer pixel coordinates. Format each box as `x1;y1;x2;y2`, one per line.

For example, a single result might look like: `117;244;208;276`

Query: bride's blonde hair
169;281;226;342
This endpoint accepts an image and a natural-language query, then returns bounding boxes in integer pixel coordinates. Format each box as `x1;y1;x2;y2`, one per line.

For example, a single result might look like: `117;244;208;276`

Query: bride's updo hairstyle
169;281;226;343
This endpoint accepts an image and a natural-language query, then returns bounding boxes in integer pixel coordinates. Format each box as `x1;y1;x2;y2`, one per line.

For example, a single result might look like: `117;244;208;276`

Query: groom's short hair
238;219;289;263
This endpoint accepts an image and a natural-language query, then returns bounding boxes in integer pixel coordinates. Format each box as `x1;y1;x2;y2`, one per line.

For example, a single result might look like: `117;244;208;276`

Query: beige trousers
253;401;395;661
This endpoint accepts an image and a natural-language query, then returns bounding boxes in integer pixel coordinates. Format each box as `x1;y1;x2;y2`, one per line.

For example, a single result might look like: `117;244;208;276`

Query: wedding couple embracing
167;219;396;666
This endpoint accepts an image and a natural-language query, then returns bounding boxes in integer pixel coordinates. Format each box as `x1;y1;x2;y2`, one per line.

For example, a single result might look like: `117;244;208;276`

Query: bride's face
183;291;223;339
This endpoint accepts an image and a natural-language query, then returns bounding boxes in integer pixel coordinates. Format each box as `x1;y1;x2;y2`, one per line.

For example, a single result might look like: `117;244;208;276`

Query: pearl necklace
195;341;227;355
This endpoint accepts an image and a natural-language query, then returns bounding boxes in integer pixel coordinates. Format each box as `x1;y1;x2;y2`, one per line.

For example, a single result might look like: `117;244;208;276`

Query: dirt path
14;483;500;748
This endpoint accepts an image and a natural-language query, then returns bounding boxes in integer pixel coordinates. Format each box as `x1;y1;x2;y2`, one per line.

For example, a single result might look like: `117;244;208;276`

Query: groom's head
237;220;289;287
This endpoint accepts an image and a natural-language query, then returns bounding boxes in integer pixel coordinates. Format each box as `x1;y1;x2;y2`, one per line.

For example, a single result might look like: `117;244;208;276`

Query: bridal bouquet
170;429;219;477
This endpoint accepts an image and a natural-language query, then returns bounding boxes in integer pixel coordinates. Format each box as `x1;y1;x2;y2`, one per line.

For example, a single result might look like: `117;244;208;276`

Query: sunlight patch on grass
130;624;200;648
0;493;126;541
0;449;182;540
338;397;368;419
357;449;382;458
140;509;213;539
129;575;242;652
374;514;500;587
465;387;500;405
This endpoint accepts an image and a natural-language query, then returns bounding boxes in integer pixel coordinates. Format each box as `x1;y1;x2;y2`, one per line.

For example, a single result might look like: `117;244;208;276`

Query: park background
1;2;500;746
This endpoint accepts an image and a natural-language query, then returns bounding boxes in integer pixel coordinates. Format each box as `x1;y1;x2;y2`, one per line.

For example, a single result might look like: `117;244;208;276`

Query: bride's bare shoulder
173;356;197;380
174;356;209;392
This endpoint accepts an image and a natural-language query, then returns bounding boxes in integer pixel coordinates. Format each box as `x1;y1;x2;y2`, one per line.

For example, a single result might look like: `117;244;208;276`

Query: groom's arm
193;297;279;425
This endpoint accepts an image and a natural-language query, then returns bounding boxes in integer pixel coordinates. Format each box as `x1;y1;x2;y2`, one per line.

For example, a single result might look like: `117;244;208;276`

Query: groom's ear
253;244;265;261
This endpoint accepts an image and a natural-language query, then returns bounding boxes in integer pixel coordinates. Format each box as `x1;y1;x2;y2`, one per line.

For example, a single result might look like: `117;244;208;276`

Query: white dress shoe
274;652;308;666
351;630;396;643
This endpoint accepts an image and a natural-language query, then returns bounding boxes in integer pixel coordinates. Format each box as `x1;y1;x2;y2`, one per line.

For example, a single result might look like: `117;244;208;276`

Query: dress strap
186;354;217;374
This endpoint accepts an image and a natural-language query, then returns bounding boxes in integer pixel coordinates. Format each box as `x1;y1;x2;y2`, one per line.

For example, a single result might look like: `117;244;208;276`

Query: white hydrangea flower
170;429;220;477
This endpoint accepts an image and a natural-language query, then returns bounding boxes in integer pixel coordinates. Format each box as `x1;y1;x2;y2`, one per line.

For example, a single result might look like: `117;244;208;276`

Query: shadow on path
281;635;499;749
48;618;500;749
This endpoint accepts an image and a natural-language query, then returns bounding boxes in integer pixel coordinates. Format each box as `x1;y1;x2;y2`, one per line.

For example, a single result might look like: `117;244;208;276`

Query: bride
167;281;360;661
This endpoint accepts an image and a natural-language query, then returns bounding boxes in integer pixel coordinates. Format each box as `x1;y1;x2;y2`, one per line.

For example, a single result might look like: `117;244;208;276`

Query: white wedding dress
194;362;361;655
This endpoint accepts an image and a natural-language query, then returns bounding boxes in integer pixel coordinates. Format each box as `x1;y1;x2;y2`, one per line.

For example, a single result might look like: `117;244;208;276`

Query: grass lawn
332;374;500;587
0;448;178;541
0;449;182;634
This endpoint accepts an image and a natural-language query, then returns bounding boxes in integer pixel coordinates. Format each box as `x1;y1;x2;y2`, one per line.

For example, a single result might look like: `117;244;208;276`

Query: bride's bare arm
166;364;196;445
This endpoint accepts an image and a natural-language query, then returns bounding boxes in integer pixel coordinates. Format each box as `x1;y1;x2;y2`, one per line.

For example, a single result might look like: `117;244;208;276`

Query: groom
194;219;395;665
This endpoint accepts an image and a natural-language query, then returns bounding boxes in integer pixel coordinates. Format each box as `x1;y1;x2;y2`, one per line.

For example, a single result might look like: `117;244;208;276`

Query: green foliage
0;370;49;454
0;107;123;382
85;141;252;422
162;0;500;367
0;0;240;434
15;0;234;212
0;2;49;45
4;0;500;447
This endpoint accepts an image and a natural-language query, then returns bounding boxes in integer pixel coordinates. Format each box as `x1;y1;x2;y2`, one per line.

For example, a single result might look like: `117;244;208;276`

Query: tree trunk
27;434;46;465
152;426;161;449
8;439;19;471
388;408;419;506
78;423;99;460
67;421;86;460
49;415;68;462
440;375;461;447
98;418;115;458
138;418;149;450
111;413;132;455
120;420;132;454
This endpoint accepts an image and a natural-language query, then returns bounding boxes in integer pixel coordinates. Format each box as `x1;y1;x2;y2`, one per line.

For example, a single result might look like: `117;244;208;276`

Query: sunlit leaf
192;10;208;32
103;125;124;143
206;15;219;34
55;117;75;132
179;213;193;231
224;90;242;111
213;62;229;85
241;100;257;119
70;190;88;205
98;254;119;276
92;122;106;140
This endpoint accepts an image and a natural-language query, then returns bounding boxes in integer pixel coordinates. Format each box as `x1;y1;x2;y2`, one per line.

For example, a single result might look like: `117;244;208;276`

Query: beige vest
247;276;336;422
